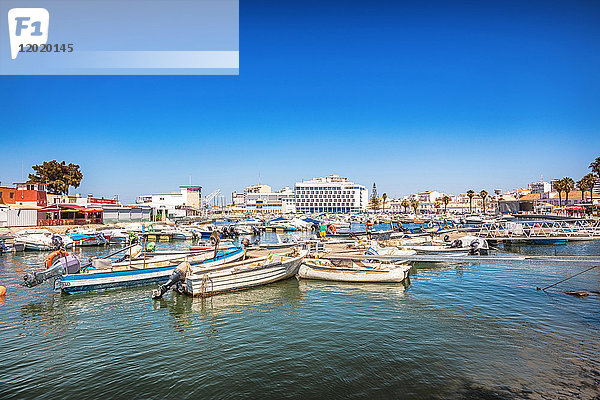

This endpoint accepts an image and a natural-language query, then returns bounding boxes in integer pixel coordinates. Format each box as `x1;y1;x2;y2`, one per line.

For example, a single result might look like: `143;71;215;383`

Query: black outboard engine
52;235;64;250
469;239;481;255
449;239;462;248
152;262;190;299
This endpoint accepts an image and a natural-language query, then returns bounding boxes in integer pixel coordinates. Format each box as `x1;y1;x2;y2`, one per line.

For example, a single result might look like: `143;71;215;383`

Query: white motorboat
15;230;73;251
298;258;411;283
22;246;246;294
183;248;307;297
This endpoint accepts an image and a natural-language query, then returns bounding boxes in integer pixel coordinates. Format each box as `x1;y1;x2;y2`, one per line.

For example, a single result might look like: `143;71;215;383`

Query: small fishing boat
15;230;74;251
365;243;417;257
0;234;25;252
259;234;304;250
298;258;411;283
21;245;246;294
65;231;108;247
407;245;470;255
181;248;307;297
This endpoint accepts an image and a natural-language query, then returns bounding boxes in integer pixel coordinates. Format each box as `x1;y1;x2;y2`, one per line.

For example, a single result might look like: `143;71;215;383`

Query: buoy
0;286;6;296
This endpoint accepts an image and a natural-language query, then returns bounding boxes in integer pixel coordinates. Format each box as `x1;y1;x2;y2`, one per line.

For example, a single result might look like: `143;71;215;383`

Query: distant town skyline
2;0;599;203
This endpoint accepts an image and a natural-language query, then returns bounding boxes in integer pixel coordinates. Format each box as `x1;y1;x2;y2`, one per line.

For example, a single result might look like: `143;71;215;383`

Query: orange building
14;183;48;207
0;185;17;205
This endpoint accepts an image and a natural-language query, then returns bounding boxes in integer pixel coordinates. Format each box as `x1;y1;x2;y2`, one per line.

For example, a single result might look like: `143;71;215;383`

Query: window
9;193;13;198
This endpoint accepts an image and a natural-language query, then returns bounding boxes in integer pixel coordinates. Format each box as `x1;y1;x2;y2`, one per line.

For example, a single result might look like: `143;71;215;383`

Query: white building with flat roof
529;177;551;194
136;185;202;219
231;185;296;213
294;174;367;213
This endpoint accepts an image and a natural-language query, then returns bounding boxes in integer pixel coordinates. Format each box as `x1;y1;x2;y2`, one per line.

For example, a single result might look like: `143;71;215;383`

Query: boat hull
298;262;411;283
58;247;245;294
185;251;306;297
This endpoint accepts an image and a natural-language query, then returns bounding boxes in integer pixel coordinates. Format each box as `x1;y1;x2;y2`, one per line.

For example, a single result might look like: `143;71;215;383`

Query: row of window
0;192;15;199
297;194;354;199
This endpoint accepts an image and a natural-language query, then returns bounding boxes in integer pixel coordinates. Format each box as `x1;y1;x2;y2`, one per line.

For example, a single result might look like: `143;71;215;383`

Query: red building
14;183;48;207
0;183;17;205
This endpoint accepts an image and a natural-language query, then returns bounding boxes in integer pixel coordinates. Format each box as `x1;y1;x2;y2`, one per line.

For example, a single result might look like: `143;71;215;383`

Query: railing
477;219;600;239
38;218;103;226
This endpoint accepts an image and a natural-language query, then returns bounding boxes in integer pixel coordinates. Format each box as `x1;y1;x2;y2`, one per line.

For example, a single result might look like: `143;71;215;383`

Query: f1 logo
8;8;49;59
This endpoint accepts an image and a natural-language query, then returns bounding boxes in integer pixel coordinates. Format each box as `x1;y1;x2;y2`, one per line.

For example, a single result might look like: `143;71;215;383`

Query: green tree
466;190;475;213
382;193;388;213
369;183;380;210
28;160;83;195
410;199;419;214
561;177;575;205
401;199;410;213
442;195;450;214
576;177;588;203
479;190;488;214
585;173;598;205
590;156;600;176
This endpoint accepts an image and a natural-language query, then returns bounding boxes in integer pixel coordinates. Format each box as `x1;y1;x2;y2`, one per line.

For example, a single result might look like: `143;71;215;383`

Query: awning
57;204;86;210
564;206;583;211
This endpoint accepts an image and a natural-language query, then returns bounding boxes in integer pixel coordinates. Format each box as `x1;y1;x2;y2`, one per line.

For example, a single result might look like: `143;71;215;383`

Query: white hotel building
294;174;367;213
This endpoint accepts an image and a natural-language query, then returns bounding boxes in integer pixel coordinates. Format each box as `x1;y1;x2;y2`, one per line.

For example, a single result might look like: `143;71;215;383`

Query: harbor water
0;234;599;399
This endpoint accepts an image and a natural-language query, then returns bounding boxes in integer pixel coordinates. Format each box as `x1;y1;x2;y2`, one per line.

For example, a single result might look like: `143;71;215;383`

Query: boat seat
92;259;113;269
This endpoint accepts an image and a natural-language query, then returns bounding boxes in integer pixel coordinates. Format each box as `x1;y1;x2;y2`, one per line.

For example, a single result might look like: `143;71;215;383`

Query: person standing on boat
366;219;374;240
319;222;327;240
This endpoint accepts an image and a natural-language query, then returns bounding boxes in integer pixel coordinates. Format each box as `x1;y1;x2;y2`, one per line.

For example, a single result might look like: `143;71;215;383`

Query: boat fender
0;285;6;296
130;244;144;257
45;250;69;269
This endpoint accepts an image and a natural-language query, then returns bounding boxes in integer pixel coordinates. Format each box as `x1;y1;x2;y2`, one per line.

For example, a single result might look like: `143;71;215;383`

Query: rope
537;265;598;291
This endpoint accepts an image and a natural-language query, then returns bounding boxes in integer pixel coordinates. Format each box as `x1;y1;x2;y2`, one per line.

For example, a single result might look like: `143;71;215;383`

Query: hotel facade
294;174;367;213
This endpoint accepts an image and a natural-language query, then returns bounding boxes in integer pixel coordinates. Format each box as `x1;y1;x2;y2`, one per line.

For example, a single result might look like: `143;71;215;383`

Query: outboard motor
22;255;81;288
469;239;481;255
152;261;190;299
51;235;64;250
449;239;462;248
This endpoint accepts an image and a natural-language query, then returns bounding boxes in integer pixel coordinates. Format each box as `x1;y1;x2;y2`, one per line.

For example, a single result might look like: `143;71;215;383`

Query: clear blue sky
2;0;599;203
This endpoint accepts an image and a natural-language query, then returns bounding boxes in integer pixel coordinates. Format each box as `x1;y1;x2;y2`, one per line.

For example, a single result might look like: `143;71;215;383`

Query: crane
203;189;221;208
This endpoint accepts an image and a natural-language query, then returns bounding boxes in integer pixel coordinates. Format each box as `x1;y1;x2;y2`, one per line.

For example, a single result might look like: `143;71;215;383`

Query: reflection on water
0;238;599;399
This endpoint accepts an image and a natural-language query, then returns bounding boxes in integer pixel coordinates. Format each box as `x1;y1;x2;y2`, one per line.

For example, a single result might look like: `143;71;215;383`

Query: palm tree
410;199;419;214
576;178;588;203
590;156;600;177
554;179;564;207
562;177;575;205
442;195;450;214
479;190;488;214
466;190;475;213
586;173;598;205
401;199;410;213
382;193;388;213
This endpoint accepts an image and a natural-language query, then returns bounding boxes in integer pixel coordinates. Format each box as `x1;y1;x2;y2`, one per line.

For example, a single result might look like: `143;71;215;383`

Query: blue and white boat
21;246;246;294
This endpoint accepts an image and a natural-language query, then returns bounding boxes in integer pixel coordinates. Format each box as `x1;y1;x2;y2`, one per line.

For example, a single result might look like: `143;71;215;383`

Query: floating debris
564;291;589;297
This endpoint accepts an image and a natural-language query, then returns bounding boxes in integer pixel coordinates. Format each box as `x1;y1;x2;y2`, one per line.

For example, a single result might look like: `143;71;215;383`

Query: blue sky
1;0;599;203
